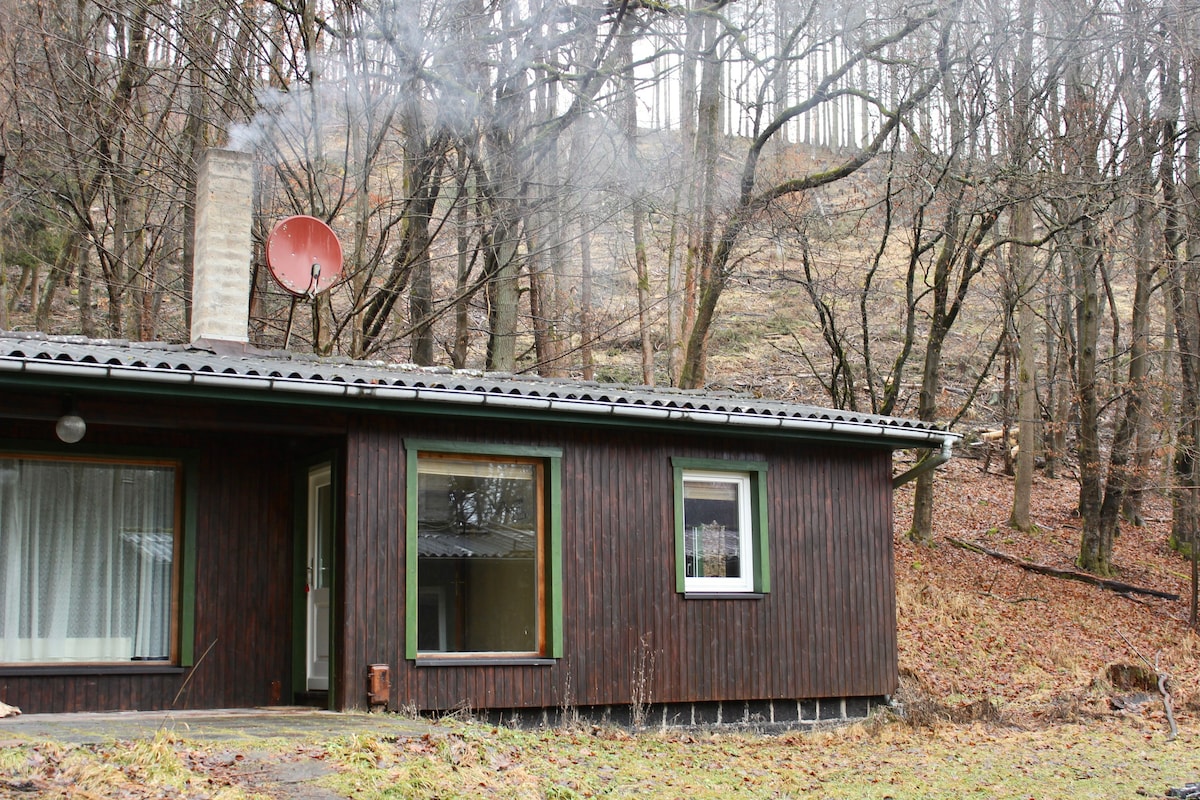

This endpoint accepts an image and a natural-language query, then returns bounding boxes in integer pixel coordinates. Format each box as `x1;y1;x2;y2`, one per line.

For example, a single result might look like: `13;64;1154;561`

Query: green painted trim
0;373;931;450
404;446;420;661
546;455;564;659
404;442;563;660
672;459;770;595
752;467;770;593
672;464;687;594
179;454;198;666
671;457;769;472
403;439;563;458
290;466;309;695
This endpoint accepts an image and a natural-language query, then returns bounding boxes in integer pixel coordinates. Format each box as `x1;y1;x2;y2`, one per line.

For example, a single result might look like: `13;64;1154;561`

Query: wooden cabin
0;152;958;724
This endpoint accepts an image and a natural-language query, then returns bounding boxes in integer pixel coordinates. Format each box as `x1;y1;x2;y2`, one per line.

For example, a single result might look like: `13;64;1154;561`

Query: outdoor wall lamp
55;398;86;444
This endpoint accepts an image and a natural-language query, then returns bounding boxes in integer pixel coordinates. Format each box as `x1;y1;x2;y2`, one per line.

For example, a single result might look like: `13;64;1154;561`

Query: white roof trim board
0;332;960;449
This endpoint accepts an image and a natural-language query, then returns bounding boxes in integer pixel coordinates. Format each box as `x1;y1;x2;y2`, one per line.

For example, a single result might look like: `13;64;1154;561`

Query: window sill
682;592;766;600
0;664;187;677
414;657;556;667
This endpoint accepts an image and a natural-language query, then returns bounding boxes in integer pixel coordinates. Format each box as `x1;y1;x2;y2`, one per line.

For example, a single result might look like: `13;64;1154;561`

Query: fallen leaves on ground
4;718;1197;799
894;457;1200;727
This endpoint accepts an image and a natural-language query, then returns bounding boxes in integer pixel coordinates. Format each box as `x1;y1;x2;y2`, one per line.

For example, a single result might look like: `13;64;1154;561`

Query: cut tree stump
946;537;1180;600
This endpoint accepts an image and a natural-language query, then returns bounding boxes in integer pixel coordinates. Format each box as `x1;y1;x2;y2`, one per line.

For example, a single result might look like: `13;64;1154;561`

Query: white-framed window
673;459;769;596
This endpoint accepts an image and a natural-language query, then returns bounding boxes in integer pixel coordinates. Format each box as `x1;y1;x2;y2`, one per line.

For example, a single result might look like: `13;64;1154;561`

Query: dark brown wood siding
1;389;897;714
0;396;331;714
338;414;897;712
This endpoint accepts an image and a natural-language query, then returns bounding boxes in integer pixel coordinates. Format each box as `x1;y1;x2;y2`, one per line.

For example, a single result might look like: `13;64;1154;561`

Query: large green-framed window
672;458;770;595
405;441;562;661
0;452;195;667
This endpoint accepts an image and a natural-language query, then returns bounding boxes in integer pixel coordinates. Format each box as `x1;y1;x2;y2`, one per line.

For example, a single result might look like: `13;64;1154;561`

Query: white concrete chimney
191;149;253;344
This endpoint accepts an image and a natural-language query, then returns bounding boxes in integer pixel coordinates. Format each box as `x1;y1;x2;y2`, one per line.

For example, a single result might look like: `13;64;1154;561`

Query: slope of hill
894;455;1199;729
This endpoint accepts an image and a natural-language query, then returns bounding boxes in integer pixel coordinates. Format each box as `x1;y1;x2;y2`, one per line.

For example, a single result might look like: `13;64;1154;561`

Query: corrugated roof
417;527;535;559
0;331;958;447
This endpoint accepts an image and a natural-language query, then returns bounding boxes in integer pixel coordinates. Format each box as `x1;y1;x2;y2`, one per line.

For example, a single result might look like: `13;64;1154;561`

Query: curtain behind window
0;458;176;663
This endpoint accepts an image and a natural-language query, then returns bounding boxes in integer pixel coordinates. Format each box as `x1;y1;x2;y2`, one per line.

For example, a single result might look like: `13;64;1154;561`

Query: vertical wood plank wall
341;414;898;713
0;412;301;713
1;395;897;714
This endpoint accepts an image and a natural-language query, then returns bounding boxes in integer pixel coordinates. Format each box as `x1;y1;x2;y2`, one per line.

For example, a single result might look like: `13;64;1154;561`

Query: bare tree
677;0;954;388
1006;0;1041;532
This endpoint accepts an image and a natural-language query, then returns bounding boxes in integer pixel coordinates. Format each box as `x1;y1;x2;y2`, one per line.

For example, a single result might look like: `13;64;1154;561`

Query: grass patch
4;716;1195;798
0;734;262;799
310;716;1195;800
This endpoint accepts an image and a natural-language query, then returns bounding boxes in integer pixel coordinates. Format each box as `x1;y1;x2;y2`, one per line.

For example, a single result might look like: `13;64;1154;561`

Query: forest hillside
893;454;1199;729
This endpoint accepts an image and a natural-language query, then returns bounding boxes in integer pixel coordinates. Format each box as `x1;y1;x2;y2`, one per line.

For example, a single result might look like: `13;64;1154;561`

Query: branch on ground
946;537;1180;600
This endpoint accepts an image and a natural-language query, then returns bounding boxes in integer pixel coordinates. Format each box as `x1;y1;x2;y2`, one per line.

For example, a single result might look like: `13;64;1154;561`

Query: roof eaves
0;335;960;448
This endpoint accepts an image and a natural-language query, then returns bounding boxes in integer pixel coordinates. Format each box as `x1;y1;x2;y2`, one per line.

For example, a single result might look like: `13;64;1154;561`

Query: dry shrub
891;668;944;728
891;668;1004;728
896;581;978;627
1103;662;1159;693
1034;690;1108;724
952;698;1003;723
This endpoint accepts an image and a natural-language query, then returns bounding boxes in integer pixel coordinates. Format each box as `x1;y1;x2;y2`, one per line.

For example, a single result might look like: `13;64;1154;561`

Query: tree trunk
0;147;5;331
908;318;948;544
1045;251;1073;480
313;293;335;355
1075;218;1108;574
675;0;703;383
1162;40;1200;558
78;236;94;338
527;69;565;378
634;204;654;386
617;15;654;386
579;213;595;382
1009;200;1037;531
408;235;434;365
452;158;473;370
907;32;977;544
484;222;521;372
1103;46;1157;534
568;109;595;381
679;9;722;388
1008;0;1037;531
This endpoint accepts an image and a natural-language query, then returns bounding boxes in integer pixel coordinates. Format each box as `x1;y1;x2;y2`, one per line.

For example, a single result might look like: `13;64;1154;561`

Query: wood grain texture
339;417;898;713
1;396;899;714
0;402;337;713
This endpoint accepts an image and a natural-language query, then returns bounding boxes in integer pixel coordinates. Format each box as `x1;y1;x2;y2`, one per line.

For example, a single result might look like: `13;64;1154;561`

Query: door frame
292;453;339;707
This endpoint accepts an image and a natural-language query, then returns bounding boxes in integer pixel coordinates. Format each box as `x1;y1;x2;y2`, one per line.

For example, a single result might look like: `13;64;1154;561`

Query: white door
306;464;333;691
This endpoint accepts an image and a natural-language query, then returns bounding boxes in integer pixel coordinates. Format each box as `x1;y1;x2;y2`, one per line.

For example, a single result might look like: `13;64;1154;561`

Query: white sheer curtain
0;458;175;664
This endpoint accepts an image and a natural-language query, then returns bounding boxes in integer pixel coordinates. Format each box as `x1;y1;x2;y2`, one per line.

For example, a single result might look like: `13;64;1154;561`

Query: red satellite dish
266;215;344;297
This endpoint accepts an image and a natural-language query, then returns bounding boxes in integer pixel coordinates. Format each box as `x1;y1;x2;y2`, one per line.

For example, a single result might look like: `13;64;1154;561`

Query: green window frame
0;449;196;669
404;440;563;661
672;458;770;596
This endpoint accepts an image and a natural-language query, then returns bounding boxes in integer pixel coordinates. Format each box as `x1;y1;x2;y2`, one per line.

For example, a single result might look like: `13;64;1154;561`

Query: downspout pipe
892;436;956;489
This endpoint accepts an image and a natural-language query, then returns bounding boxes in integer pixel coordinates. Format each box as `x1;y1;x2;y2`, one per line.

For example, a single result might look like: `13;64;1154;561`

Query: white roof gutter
0;355;962;451
892;437;956;487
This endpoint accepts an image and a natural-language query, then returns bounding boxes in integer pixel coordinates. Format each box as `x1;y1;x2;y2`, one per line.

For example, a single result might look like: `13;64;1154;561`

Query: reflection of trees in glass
683;478;742;580
416;458;540;653
688;522;734;579
419;462;536;557
443;472;531;533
